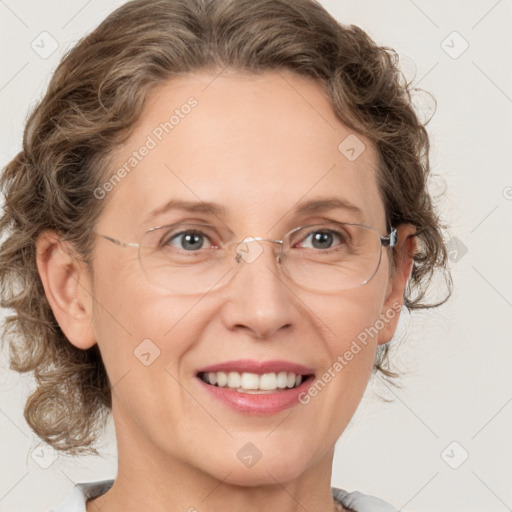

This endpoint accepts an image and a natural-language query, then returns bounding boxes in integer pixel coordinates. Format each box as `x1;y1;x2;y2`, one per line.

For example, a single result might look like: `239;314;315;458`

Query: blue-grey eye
167;230;212;251
299;229;344;250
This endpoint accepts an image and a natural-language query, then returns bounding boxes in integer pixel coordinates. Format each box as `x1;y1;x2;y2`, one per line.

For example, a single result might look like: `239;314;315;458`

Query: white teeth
201;371;305;392
216;371;228;387
240;372;260;390
277;371;288;389
260;373;277;390
227;371;241;388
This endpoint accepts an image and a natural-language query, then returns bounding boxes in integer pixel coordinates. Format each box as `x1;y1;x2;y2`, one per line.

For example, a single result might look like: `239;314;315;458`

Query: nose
220;239;295;339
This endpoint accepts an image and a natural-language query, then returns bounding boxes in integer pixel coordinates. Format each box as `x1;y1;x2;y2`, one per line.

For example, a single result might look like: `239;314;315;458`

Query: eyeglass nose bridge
234;236;285;265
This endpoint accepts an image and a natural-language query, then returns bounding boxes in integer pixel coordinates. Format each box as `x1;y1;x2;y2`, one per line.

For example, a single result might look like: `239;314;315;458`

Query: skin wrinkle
0;2;452;509
36;70;415;512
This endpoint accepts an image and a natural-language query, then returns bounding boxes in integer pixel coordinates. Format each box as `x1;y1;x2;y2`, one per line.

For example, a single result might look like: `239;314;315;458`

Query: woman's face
59;70;411;485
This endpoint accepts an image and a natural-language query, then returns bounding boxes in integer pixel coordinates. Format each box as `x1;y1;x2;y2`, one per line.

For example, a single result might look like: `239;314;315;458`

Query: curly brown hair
0;0;451;455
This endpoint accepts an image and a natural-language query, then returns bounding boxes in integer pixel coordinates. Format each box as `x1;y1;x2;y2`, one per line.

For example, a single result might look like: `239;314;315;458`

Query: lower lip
197;376;314;415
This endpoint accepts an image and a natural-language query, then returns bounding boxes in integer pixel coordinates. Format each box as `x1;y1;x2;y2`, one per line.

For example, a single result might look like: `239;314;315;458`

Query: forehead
98;69;386;234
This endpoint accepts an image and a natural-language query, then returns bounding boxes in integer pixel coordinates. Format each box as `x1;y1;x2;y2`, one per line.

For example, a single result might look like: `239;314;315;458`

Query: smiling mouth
198;371;313;394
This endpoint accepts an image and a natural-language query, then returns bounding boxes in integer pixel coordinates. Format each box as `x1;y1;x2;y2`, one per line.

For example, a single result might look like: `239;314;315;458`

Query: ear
377;224;417;345
35;231;96;350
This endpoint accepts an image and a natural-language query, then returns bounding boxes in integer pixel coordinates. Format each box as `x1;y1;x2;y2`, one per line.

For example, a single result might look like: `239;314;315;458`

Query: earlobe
35;231;96;350
377;224;417;345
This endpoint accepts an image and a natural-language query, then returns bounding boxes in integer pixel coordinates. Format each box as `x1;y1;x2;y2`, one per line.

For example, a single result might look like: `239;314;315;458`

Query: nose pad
234;238;284;267
234;237;266;265
228;238;288;296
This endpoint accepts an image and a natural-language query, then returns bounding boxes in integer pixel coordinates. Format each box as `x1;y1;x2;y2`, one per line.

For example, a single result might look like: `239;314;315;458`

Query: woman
0;0;450;510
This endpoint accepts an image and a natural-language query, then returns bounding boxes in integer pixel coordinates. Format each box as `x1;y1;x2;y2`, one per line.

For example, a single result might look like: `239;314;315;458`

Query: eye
295;226;348;250
163;229;214;251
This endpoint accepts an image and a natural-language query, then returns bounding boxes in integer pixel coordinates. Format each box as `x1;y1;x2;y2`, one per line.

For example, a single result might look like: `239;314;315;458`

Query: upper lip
196;359;314;376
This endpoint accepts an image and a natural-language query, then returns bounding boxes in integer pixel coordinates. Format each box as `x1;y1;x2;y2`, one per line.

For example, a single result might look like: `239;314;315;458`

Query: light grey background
1;1;511;511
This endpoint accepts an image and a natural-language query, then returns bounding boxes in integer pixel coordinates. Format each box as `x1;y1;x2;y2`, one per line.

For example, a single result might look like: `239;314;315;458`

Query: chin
198;439;319;487
218;460;311;487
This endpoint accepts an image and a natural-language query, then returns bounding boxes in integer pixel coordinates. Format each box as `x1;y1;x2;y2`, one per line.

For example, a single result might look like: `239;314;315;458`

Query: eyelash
163;226;348;252
162;229;217;250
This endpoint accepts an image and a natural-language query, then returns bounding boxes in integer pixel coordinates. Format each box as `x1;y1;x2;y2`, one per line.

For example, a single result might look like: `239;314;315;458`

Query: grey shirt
50;479;403;511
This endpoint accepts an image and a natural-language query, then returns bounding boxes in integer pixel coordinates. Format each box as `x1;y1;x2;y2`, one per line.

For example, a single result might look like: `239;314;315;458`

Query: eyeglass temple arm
92;232;139;248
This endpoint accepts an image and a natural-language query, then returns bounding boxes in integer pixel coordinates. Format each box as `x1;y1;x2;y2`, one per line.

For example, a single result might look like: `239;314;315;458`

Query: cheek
323;281;386;355
313;275;389;407
90;283;205;442
90;257;198;387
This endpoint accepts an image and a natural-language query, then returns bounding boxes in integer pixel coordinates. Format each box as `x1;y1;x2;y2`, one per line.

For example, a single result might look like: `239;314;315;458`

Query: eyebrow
142;197;365;225
143;199;226;225
293;197;364;221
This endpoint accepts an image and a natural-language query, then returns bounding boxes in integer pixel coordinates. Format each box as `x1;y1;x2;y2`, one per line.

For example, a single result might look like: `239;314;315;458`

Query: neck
87;402;344;512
